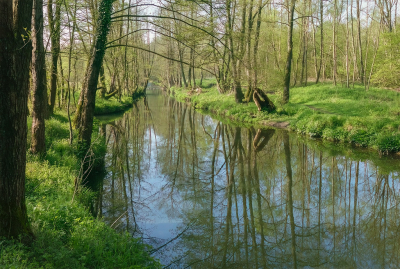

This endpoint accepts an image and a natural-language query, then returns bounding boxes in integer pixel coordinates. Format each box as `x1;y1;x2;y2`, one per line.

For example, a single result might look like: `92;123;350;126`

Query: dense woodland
1;0;399;248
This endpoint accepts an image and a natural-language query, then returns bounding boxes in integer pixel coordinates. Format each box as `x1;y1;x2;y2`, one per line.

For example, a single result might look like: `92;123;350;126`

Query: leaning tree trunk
31;0;48;155
48;0;61;114
283;0;296;104
253;88;275;112
0;0;34;241
74;0;114;148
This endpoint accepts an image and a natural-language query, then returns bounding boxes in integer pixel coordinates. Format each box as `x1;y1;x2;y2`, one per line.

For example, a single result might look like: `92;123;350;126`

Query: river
94;88;400;268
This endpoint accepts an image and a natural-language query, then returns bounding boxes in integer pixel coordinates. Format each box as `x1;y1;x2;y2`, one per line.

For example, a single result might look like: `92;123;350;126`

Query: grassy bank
170;79;400;154
0;110;160;268
94;90;147;115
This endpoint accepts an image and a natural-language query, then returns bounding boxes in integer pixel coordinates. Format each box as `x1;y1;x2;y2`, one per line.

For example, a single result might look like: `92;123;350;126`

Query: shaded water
95;89;400;268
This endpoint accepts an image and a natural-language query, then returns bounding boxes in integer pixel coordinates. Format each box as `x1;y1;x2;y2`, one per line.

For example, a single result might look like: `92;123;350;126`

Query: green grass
70;89;144;115
94;96;135;115
1;110;161;268
170;80;400;154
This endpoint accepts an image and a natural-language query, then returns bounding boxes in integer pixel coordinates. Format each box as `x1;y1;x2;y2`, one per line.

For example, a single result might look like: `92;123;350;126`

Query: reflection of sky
100;90;400;268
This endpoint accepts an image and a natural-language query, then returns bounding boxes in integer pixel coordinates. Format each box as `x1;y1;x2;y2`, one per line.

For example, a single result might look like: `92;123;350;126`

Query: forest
1;0;400;266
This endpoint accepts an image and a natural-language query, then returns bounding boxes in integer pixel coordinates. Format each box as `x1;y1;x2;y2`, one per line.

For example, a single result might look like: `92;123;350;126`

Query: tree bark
253;88;275;112
283;0;296;104
75;0;114;148
0;0;34;241
178;48;188;88
332;0;337;85
31;0;48;155
48;0;61;114
356;0;364;84
316;0;323;83
227;0;245;103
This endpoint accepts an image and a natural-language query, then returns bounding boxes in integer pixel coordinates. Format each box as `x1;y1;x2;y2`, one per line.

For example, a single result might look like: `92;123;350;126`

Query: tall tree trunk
253;0;262;88
65;0;77;145
245;0;254;101
356;0;364;84
0;0;34;241
227;0;245;103
283;0;296;104
346;0;350;87
316;0;323;83
59;54;66;104
178;48;188;88
74;0;114;148
332;0;337;85
31;0;48;155
48;0;61;114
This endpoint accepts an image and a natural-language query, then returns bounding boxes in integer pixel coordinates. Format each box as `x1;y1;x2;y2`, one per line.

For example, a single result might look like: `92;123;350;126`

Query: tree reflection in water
96;89;400;268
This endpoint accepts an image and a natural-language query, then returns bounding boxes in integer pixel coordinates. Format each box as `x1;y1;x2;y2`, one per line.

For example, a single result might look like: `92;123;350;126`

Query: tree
0;0;34;240
283;0;296;104
74;0;115;148
48;0;61;114
31;0;48;155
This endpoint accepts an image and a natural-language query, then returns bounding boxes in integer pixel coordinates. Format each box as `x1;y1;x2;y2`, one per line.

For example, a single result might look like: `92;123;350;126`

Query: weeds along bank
94;89;145;115
0;103;160;268
170;79;400;154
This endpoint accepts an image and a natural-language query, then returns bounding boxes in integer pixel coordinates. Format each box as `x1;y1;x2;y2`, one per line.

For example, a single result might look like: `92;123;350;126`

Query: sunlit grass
171;80;400;153
94;96;134;115
1;110;160;268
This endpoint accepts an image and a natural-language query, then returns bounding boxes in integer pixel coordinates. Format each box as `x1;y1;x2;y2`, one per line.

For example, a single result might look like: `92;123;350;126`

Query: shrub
376;133;400;154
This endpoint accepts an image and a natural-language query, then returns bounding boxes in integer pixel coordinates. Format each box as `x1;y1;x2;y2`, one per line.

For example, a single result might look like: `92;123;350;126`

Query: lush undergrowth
0;110;160;268
71;89;144;115
94;96;135;115
170;79;400;154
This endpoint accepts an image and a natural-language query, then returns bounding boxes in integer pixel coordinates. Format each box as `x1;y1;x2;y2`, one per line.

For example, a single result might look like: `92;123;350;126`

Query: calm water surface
95;89;400;268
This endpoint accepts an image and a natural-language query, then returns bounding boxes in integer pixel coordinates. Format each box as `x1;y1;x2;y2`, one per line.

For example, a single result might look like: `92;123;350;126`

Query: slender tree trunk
64;0;77;145
252;0;263;89
346;0;350;87
300;2;309;86
227;0;245;103
316;0;323;83
356;0;364;84
178;48;188;88
59;54;65;104
351;0;357;86
31;0;48;155
245;0;254;101
75;0;114;148
332;0;337;85
0;0;34;241
312;19;318;79
192;48;196;87
188;54;192;88
283;0;296;104
48;0;61;114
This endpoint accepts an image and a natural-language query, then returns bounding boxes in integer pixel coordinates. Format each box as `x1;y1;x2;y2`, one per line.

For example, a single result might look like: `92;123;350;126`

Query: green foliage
376;133;400;154
94;96;136;115
171;79;400;153
1;109;160;268
371;32;400;87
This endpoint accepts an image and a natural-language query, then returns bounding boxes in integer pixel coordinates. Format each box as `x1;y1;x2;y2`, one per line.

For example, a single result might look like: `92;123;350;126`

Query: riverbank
170;80;400;154
1;102;160;268
94;90;145;115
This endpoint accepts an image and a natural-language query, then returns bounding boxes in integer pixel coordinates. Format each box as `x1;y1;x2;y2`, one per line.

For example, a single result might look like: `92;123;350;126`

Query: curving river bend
94;88;400;268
